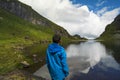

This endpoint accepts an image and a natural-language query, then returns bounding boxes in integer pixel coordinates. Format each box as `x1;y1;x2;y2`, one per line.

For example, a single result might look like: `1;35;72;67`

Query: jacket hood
48;43;62;55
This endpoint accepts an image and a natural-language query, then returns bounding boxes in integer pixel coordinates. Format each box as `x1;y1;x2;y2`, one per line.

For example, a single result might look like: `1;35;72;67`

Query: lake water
33;40;120;80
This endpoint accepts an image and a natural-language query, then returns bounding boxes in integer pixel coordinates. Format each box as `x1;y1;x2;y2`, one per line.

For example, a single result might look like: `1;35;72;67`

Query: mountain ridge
98;14;120;40
0;0;70;37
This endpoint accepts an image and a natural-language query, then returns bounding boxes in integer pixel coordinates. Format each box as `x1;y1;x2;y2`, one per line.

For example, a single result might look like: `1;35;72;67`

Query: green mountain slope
0;7;52;74
0;0;70;37
99;14;120;66
0;0;71;75
99;14;120;40
0;7;51;41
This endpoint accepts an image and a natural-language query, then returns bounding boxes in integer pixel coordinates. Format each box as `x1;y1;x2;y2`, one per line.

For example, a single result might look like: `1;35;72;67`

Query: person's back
46;34;69;80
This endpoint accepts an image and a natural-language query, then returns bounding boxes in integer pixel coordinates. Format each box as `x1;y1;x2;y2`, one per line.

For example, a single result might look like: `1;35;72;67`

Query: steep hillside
99;14;120;65
0;0;72;75
0;7;54;43
99;14;120;40
0;0;70;37
0;7;50;74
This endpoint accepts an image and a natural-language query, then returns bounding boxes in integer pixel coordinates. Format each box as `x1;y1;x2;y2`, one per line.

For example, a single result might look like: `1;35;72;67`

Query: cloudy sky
19;0;120;39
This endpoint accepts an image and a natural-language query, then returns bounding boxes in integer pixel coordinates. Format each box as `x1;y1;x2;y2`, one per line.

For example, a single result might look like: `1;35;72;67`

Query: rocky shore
0;69;46;80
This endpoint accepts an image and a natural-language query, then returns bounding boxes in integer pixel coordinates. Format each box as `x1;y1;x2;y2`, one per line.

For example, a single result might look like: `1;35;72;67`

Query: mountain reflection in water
34;41;120;80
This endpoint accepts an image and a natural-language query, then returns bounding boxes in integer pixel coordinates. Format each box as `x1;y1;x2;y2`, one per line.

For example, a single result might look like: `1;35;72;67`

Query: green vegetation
98;24;116;40
0;8;54;74
98;14;120;64
98;14;120;41
0;1;81;79
0;0;80;76
0;3;74;75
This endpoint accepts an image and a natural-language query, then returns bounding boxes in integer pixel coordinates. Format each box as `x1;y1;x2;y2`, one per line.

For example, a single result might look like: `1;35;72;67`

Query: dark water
33;40;120;80
66;40;120;80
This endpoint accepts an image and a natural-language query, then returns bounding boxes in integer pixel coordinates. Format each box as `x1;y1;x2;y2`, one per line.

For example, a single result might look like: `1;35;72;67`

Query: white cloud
19;0;120;39
97;7;108;16
19;0;31;5
96;0;106;7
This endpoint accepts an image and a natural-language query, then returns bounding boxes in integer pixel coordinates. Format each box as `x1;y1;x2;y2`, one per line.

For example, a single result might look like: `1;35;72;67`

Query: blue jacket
46;43;69;80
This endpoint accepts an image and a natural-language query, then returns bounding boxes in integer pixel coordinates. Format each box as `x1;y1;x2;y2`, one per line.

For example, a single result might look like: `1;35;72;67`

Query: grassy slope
0;8;54;74
98;14;120;41
0;0;76;74
98;15;120;64
98;24;116;40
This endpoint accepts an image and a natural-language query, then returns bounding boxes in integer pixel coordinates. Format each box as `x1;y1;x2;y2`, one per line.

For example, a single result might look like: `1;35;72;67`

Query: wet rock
24;36;29;40
21;61;30;68
33;54;39;63
33;54;37;57
39;40;51;44
14;46;24;51
0;17;3;20
0;75;4;80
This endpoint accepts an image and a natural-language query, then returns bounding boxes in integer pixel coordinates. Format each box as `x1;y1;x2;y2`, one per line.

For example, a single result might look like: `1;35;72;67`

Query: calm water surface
66;40;120;80
33;40;120;80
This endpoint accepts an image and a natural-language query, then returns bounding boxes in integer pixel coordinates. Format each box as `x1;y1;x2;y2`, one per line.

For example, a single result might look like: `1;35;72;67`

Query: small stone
21;61;30;68
33;54;37;57
0;17;3;20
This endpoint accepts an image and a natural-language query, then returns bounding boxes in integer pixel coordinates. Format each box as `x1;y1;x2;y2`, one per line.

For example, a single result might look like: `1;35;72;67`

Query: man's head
52;34;61;43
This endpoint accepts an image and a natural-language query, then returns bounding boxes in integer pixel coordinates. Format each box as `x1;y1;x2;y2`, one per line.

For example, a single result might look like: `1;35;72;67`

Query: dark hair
52;34;61;43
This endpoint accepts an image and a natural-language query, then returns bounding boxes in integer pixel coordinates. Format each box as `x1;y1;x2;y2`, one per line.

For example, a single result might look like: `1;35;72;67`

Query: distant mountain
0;0;70;37
99;14;120;40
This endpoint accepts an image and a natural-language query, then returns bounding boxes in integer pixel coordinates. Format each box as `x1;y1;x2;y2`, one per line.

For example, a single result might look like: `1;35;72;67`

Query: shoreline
0;69;46;80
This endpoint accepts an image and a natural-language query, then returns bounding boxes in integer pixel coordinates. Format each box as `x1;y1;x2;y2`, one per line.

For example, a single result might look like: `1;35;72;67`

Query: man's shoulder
48;43;65;50
59;45;64;50
59;46;66;54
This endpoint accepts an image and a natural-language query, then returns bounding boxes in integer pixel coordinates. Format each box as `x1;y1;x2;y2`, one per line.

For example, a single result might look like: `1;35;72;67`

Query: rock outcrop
0;0;48;26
